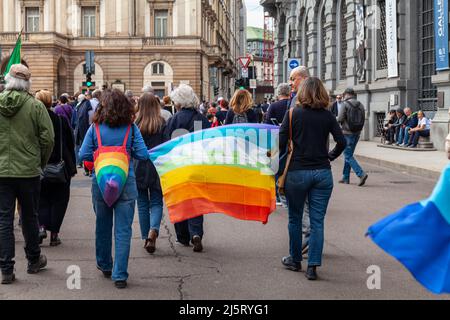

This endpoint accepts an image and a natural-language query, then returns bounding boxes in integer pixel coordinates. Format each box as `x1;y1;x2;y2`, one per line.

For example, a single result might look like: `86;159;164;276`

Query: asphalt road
0;159;448;300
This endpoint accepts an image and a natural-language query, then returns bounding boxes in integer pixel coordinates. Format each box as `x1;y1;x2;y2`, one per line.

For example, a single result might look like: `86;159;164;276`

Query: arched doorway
143;61;174;98
73;61;104;93
57;58;68;96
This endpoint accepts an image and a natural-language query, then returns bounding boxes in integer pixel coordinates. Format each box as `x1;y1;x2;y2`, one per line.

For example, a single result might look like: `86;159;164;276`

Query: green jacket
0;90;54;178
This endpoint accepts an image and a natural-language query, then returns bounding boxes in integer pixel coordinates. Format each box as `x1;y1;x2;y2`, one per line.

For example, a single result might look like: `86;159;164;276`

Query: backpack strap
95;124;103;148
122;125;132;148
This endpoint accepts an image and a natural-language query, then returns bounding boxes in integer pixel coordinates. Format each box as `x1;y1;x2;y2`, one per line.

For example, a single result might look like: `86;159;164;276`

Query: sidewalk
353;141;448;180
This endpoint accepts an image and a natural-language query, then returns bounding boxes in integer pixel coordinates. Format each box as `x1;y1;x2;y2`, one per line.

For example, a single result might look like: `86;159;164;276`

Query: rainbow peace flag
149;124;279;224
367;163;450;294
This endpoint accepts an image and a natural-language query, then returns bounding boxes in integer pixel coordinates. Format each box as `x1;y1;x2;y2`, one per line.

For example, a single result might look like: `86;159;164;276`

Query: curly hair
93;89;135;127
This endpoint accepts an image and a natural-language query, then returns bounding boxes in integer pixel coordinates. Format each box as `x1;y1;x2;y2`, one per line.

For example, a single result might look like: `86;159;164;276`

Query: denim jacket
78;123;150;178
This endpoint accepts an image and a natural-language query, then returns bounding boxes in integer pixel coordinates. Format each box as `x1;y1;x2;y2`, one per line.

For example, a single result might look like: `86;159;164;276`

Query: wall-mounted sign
435;0;449;71
386;0;398;78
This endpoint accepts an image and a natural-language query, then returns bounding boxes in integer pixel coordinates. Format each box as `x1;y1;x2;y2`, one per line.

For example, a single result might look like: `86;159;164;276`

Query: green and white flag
3;32;22;76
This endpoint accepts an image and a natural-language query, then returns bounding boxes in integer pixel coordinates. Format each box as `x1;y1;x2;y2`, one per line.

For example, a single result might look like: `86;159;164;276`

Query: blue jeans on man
343;134;365;181
137;187;163;239
92;177;137;282
284;169;334;266
397;126;412;145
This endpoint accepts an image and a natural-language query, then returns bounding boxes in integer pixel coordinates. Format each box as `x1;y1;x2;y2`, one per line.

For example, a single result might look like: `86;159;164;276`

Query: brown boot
145;230;158;254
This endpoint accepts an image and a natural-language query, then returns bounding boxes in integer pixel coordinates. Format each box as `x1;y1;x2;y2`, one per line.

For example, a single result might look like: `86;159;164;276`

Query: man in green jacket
0;64;54;285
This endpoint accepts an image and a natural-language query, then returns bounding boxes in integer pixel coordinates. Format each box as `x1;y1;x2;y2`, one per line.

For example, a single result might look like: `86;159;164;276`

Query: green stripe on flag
4;32;22;76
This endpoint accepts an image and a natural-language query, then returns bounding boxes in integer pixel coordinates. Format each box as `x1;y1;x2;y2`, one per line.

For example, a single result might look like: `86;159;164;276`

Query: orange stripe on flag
167;198;276;224
163;182;275;208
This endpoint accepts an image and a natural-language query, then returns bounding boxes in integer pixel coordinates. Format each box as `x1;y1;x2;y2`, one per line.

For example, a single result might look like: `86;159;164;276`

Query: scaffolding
263;11;274;86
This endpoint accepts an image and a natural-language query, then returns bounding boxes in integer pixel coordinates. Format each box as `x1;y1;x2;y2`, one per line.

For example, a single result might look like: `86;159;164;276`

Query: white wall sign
386;0;398;78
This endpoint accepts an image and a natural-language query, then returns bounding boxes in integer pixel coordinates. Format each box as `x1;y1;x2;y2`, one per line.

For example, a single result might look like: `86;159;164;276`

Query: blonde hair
230;89;253;115
136;93;165;135
35;90;53;109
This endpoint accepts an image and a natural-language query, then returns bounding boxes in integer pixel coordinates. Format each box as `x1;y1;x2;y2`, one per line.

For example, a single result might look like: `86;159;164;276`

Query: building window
339;0;348;80
377;0;388;70
152;63;165;75
82;7;96;38
26;7;40;33
418;0;437;112
154;10;168;38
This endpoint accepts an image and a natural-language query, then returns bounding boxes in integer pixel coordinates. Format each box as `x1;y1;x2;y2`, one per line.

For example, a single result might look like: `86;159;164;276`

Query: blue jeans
92;177;137;282
137;187;163;240
343;134;365;181
397;127;411;145
174;216;204;244
285;169;333;266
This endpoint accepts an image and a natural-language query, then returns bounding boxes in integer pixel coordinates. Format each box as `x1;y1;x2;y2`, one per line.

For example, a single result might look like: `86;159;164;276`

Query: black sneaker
281;256;301;272
358;174;369;187
27;255;47;274
1;273;16;285
192;236;203;253
50;234;62;247
115;280;127;289
97;266;112;278
305;266;318;280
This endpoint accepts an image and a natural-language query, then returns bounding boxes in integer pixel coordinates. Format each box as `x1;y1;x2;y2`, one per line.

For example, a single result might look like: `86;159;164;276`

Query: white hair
291;65;310;79
4;74;31;92
142;85;155;94
277;83;291;97
170;84;199;109
78;94;86;103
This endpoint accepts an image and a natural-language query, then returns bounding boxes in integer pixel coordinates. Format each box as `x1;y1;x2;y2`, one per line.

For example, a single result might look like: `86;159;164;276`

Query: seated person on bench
407;111;431;148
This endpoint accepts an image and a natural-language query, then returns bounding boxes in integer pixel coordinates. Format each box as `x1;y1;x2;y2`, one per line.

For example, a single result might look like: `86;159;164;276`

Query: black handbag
43;117;67;184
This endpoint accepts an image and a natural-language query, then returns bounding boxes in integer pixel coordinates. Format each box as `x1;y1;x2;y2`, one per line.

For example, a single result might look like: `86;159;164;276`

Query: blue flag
367;163;450;294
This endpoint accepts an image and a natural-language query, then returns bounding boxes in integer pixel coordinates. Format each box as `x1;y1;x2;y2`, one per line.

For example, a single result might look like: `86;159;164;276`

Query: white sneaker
276;201;283;206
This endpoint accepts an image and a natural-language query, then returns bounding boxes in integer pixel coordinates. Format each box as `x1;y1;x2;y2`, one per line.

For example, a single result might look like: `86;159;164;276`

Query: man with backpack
337;88;369;187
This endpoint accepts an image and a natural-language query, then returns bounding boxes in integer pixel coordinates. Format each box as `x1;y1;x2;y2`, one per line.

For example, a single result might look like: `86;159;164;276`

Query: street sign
288;58;301;74
241;68;249;78
249;79;257;89
239;57;251;68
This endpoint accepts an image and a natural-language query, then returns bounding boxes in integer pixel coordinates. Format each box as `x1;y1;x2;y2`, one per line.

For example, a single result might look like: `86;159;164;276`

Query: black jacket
280;106;346;171
75;99;92;145
225;109;258;125
264;99;289;125
134;125;166;190
47;110;77;178
164;108;211;139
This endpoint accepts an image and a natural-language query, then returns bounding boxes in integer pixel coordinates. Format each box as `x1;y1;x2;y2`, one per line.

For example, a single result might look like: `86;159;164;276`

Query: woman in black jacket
279;78;346;280
36;90;77;246
134;93;166;254
163;84;210;252
225;89;258;125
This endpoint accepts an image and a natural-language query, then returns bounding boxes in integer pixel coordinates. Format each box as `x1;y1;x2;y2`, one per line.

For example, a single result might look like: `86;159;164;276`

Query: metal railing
142;37;175;46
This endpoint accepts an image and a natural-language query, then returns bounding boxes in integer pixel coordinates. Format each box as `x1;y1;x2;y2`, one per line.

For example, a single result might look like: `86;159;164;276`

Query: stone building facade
0;0;246;101
261;0;450;150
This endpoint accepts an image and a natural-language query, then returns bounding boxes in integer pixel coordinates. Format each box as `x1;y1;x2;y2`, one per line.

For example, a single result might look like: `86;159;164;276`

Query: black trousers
39;179;71;234
0;177;41;275
174;216;204;244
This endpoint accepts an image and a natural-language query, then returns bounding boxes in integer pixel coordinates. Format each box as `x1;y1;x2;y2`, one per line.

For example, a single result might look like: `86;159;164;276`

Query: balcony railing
142;37;175;46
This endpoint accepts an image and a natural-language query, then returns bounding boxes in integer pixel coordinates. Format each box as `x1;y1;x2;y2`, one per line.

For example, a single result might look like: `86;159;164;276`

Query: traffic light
235;78;244;89
214;87;219;96
86;73;93;87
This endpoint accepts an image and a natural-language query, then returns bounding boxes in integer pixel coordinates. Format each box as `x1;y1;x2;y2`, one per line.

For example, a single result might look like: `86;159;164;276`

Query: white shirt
418;117;431;130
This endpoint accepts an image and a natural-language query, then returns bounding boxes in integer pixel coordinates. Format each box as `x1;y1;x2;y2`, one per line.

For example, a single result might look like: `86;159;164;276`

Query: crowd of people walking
0;62;376;288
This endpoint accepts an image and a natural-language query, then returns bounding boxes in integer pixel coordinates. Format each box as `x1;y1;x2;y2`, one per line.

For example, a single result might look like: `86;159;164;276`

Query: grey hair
277;83;291;97
92;89;102;99
77;94;86;103
4;74;31;92
125;90;134;98
142;85;155;94
170;84;199;109
291;65;310;79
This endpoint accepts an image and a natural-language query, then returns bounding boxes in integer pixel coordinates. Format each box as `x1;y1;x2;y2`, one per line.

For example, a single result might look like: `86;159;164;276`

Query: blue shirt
78;123;150;178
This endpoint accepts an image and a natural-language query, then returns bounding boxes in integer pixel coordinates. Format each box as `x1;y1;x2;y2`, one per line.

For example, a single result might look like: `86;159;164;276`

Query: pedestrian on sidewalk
74;94;92;169
36;90;77;247
54;95;74;129
0;64;54;285
134;93;166;254
407;111;431;148
225;89;258;124
164;84;210;252
337;88;369;186
79;89;150;289
289;65;312;255
215;99;229;126
280;77;346;280
264;83;290;126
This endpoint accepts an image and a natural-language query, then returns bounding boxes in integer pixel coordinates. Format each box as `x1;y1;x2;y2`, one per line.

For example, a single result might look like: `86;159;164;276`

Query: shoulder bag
277;108;295;196
43;116;68;184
